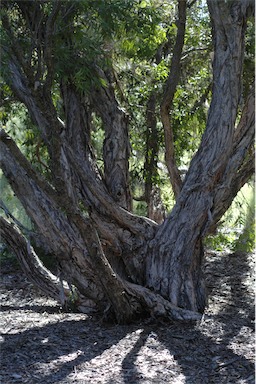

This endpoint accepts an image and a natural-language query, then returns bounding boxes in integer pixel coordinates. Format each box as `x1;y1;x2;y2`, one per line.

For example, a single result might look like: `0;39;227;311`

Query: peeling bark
0;130;107;306
146;0;251;312
91;69;131;210
0;217;71;304
0;1;254;323
208;86;255;231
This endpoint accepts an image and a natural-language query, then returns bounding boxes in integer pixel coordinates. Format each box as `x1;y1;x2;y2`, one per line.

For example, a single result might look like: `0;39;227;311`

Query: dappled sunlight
0;1;254;382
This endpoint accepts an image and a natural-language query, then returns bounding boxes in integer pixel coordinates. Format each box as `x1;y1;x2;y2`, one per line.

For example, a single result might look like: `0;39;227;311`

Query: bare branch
188;0;197;9
90;68;131;209
181;46;210;61
160;0;187;199
207;87;255;232
0;130;80;255
0;217;71;303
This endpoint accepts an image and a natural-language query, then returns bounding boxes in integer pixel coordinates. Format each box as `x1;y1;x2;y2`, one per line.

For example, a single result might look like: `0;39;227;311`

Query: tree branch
66;143;157;237
206;86;255;232
1;7;34;83
60;81;93;159
0;217;71;304
0;130;109;304
90;68;131;210
44;1;62;90
160;0;187;199
0;130;81;255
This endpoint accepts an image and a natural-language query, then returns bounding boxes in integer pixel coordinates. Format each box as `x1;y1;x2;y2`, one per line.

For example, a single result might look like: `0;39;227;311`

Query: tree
0;0;254;323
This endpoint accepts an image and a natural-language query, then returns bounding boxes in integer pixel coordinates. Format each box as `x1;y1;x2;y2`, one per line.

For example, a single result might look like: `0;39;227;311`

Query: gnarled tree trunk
0;0;254;323
146;0;254;312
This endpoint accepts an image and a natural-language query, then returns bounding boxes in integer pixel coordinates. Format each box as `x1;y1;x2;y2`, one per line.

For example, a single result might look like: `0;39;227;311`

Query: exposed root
125;282;204;322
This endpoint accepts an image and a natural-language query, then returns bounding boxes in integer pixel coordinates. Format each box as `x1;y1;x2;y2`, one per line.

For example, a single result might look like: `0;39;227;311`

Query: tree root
125;282;204;322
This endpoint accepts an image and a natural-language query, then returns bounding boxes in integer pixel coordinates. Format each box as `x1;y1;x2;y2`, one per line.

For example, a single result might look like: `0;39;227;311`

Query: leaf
139;1;147;8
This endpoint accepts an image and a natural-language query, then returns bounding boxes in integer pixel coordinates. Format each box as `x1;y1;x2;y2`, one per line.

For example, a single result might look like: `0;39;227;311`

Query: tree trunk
0;0;254;324
145;0;251;312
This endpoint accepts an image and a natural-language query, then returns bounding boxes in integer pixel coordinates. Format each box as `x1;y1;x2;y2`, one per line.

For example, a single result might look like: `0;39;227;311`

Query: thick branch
90;68;131;210
207;87;255;231
0;217;71;304
66;143;157;238
146;0;250;311
7;61;52;145
61;82;93;158
0;130;72;255
83;226;142;323
2;8;75;202
0;131;102;297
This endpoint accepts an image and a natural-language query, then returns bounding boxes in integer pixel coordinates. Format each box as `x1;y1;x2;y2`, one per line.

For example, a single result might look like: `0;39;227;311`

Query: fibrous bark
90;69;132;210
0;217;71;305
146;0;253;312
0;0;254;324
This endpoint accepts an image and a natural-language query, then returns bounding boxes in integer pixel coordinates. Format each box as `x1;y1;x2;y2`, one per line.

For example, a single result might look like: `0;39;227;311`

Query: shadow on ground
0;252;254;383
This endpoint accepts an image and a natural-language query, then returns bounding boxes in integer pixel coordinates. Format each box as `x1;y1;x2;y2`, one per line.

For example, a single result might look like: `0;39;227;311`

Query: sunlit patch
62;329;186;383
51;350;85;365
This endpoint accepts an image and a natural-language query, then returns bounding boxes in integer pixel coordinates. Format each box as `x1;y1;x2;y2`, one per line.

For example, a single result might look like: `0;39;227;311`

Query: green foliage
0;174;31;264
234;187;255;252
1;101;50;176
243;19;255;100
1;0;254;254
235;220;255;253
52;0;167;91
0;175;31;229
205;182;255;253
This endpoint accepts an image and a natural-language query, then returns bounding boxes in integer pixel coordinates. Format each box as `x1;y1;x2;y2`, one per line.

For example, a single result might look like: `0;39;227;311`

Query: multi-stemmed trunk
0;1;254;323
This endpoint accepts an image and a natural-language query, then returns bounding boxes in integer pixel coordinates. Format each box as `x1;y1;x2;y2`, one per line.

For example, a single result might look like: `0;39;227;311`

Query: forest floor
0;251;255;384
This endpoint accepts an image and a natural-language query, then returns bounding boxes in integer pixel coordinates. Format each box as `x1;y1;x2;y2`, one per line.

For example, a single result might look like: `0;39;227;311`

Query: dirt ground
0;251;255;384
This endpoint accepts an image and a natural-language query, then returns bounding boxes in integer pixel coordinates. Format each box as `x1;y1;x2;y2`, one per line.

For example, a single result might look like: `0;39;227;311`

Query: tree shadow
1;317;137;383
118;252;254;383
223;252;254;319
121;328;150;383
205;251;254;326
157;320;254;383
1;306;254;384
1;252;254;383
117;319;254;384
